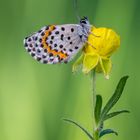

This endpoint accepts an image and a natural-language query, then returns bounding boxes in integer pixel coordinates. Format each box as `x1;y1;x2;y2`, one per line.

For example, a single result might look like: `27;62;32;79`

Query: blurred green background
0;0;140;140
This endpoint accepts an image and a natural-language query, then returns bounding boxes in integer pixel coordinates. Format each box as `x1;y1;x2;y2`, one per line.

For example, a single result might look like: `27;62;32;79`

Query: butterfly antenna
74;0;81;21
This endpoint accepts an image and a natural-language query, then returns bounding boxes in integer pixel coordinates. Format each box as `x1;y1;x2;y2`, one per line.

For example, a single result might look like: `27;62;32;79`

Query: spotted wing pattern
23;24;85;64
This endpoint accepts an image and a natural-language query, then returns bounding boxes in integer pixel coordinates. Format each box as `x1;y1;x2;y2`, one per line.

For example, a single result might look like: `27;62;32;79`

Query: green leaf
104;110;130;121
63;118;94;140
100;76;129;122
94;95;102;124
99;129;118;138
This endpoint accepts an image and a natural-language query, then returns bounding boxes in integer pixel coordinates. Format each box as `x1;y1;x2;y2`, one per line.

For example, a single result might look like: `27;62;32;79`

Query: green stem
91;70;99;140
92;70;96;108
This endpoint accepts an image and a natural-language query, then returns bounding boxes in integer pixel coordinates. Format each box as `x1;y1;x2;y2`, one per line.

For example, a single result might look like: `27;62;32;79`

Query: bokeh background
0;0;140;140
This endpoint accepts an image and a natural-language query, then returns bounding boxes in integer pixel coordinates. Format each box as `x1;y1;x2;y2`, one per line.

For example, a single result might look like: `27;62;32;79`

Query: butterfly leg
86;41;96;49
89;25;100;37
89;32;100;37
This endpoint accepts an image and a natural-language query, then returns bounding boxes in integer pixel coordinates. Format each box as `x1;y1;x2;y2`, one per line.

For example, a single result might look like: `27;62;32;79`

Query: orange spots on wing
42;25;68;59
58;52;67;58
50;49;68;59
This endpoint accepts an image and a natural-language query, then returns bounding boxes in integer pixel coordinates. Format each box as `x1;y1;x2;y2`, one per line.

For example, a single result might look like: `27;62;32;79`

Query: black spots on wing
71;28;74;32
49;46;52;50
50;58;54;62
28;38;32;42
45;37;48;42
43;60;48;64
44;49;47;53
75;46;79;49
61;34;64;40
45;26;49;30
27;48;31;52
39;38;42;43
37;49;41;53
50;40;53;44
79;35;82;39
54;44;57;47
40;44;44;48
55;31;59;35
54;49;58;52
60;50;64;54
67;36;71;40
41;32;45;36
60;58;63;61
64;60;68;64
61;27;65;31
34;36;38;41
48;31;52;36
35;43;38;47
37;57;41;61
24;43;28;47
49;53;53;57
70;41;73;45
25;36;28;40
29;44;33;48
42;55;46;58
38;29;42;33
59;44;63;48
32;48;36;52
57;55;61;61
31;53;35;57
45;42;48;46
51;36;54;40
69;49;73;52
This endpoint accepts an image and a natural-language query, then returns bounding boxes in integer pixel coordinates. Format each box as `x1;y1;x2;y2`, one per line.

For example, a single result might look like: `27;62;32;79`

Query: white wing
23;24;85;64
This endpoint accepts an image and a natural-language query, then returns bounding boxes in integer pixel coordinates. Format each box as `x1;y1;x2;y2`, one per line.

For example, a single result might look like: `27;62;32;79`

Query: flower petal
72;54;84;72
95;63;103;73
99;58;112;79
82;53;99;74
86;27;120;57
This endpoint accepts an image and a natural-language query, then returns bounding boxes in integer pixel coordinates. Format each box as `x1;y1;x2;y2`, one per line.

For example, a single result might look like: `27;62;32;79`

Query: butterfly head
79;16;91;41
80;16;90;27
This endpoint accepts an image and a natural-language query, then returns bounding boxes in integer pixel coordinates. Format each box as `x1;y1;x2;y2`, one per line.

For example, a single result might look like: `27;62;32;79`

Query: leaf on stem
63;118;94;140
99;129;118;138
104;110;130;121
100;76;129;122
94;95;102;124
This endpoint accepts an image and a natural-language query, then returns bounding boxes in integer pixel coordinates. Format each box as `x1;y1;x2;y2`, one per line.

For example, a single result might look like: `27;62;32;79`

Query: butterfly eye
80;20;86;24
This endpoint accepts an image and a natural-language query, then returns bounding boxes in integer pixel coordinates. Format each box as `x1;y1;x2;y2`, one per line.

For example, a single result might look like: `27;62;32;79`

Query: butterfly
23;17;92;64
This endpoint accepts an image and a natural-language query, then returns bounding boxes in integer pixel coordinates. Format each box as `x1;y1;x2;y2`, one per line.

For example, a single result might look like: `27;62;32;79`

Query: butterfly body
24;17;91;64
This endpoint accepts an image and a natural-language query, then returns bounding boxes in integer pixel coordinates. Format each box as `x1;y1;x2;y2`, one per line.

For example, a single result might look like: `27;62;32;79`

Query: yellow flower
73;26;120;79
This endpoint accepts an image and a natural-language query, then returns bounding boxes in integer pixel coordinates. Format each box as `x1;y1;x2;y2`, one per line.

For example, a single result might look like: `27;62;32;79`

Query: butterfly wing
23;24;85;64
